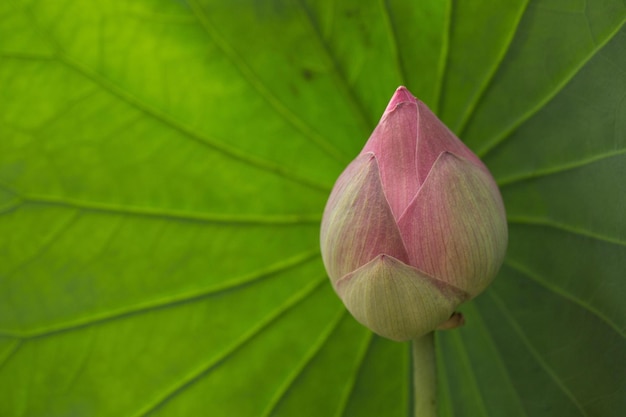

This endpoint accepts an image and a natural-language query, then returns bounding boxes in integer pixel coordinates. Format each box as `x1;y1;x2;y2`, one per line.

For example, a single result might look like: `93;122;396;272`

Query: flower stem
412;332;437;417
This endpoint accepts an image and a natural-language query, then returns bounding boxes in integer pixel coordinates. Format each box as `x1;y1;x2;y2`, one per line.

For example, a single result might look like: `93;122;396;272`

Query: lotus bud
320;86;507;341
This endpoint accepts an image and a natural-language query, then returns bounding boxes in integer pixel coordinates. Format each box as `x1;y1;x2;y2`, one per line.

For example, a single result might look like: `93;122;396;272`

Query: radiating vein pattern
467;304;528;417
297;0;375;132
187;0;351;164
0;210;319;337
259;308;346;417
481;268;626;416
13;194;323;225
484;24;626;191
3;0;350;192
463;0;626;155
1;0;625;416
506;216;626;247
437;0;529;134
503;259;625;338
487;291;589;417
133;277;331;417
0;257;332;416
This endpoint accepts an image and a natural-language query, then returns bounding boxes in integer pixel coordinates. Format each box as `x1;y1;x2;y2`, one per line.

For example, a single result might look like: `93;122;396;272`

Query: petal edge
335;255;467;341
320;154;410;283
397;152;508;297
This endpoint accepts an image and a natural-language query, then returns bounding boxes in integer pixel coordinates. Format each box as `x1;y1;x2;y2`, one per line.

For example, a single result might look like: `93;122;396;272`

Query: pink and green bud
320;86;508;341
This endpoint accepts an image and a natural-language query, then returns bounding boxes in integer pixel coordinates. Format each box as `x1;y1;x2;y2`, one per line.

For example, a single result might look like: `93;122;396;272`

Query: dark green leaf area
463;0;625;154
485;24;626;192
481;265;626;417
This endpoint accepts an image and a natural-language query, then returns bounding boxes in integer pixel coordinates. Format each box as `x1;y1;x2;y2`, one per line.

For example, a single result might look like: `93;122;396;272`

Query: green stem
412;332;437;417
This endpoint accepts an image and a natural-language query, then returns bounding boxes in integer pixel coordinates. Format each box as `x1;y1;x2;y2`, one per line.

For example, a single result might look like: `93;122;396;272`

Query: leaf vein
260;309;347;417
434;0;452;114
507;216;626;247
336;331;375;417
477;17;626;158
3;209;82;280
450;332;490;417
456;0;530;135
298;0;375;133
58;55;332;193
132;276;328;417
9;2;333;193
497;149;626;188
0;250;322;339
187;0;351;164
488;290;590;417
471;304;530;417
380;0;408;88
19;193;322;225
0;339;22;372
503;259;626;339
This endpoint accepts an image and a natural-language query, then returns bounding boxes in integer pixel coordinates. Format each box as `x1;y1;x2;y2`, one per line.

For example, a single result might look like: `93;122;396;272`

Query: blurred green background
1;0;625;416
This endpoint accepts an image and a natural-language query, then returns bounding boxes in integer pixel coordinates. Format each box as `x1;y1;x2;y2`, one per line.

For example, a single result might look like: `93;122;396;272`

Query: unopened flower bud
320;86;507;341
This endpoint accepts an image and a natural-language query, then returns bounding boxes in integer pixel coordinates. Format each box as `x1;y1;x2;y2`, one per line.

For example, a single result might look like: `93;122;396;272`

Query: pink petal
382;86;417;116
335;254;467;341
320;153;410;283
415;101;485;186
397;152;508;297
361;100;419;220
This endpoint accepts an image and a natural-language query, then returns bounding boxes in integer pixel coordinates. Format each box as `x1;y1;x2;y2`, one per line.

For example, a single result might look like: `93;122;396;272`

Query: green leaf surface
1;0;624;416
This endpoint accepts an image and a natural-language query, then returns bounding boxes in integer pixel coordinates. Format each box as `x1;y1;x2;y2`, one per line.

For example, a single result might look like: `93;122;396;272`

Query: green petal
335;254;467;341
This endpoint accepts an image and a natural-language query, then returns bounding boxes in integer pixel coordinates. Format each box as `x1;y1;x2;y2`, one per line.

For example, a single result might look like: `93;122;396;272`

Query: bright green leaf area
1;0;625;416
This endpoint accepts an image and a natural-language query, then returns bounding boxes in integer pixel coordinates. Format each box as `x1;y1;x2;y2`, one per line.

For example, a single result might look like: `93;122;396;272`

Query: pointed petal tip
395;85;413;96
320;155;411;282
362;151;376;162
384;86;417;114
397;151;507;298
334;255;467;341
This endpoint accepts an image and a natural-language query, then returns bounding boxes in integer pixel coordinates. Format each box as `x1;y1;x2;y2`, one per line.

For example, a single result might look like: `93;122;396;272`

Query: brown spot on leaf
301;68;314;81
